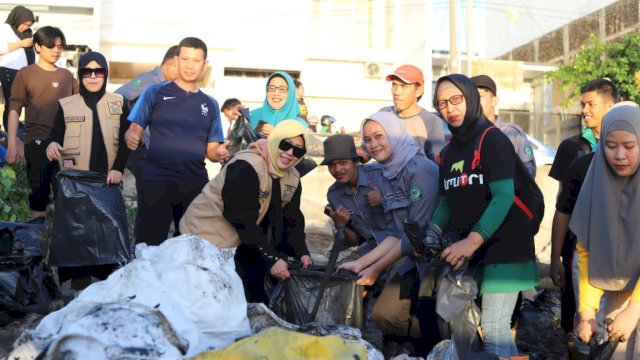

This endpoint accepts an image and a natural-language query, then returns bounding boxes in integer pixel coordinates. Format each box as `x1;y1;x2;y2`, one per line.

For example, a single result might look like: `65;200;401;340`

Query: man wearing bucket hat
380;64;446;161
324;134;417;356
323;134;397;255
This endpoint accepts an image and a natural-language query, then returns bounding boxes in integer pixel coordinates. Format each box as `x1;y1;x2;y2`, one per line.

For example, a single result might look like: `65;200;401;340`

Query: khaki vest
179;151;301;249
58;93;124;170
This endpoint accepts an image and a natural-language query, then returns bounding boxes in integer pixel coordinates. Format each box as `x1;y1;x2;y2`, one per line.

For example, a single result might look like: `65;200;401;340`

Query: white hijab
360;111;423;179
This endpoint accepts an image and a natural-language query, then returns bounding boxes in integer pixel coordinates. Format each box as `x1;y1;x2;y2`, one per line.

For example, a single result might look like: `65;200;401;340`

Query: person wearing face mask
249;71;307;139
571;105;640;359
430;74;538;358
180;120;312;304
0;5;36;131
45;51;131;290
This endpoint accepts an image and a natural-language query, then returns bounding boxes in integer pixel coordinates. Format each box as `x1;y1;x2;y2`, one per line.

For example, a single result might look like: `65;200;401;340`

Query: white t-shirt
0;24;28;70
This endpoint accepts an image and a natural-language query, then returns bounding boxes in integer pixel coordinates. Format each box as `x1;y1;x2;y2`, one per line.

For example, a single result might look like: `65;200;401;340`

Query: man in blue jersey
124;37;225;246
116;45;179;240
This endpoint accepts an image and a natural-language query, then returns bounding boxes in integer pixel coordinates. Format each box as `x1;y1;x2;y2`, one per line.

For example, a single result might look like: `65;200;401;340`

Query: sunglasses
79;68;106;79
278;139;306;158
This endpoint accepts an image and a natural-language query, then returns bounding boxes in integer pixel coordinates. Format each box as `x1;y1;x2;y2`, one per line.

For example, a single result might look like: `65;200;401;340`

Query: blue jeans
481;291;519;358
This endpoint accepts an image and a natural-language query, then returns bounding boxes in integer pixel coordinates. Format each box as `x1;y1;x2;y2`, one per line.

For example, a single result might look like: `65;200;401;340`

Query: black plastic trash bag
49;169;133;267
294;155;318;178
0;218;62;325
227;110;258;156
436;267;483;359
269;265;364;328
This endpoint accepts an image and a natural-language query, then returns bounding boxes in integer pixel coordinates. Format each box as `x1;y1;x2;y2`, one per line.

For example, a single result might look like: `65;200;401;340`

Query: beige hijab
250;119;308;178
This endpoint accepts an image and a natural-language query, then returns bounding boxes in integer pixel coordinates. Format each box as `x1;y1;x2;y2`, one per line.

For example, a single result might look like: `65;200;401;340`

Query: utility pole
466;0;473;76
449;0;458;73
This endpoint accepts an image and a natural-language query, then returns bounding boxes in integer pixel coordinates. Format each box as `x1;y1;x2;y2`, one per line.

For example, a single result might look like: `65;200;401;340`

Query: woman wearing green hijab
250;71;307;138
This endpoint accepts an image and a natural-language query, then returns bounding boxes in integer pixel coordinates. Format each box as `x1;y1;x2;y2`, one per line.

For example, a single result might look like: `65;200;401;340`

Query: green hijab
250;71;306;130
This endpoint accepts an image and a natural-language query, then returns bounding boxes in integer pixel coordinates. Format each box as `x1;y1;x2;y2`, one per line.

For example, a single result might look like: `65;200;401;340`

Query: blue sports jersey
129;81;224;182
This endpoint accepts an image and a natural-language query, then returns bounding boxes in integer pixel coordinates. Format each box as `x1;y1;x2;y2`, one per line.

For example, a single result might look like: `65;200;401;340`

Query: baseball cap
320;134;359;165
386;65;424;85
471;75;497;96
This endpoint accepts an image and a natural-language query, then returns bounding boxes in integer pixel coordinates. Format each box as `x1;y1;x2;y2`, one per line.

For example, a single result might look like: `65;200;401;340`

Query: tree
547;33;640;106
0;163;31;222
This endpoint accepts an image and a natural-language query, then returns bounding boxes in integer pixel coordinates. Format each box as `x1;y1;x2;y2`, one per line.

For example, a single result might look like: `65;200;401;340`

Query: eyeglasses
278;139;306;158
79;68;106;79
267;85;288;93
436;94;464;110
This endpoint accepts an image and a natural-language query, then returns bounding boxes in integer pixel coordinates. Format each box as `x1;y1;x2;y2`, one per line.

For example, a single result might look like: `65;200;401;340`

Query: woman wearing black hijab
428;74;538;358
45;51;131;290
0;5;35;130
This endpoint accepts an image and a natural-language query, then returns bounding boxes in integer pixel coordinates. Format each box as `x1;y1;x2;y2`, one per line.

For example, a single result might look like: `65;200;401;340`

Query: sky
431;0;619;58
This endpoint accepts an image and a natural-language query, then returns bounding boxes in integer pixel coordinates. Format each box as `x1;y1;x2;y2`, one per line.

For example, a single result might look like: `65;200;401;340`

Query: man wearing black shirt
549;78;618;356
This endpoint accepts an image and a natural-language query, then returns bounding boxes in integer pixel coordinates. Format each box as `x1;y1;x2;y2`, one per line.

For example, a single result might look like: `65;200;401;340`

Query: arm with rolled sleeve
222;160;283;266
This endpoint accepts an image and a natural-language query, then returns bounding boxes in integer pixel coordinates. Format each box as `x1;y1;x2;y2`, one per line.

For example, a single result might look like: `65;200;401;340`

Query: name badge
108;101;123;115
64;116;85;123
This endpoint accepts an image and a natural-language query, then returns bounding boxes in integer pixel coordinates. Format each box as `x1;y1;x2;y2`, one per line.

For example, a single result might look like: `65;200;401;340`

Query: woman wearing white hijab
571;105;640;359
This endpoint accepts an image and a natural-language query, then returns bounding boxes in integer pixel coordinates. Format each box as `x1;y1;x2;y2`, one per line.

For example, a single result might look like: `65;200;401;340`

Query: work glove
403;219;443;260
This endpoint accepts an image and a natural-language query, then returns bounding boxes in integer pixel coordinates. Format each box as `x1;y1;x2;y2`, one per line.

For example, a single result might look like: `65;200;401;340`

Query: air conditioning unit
364;62;383;79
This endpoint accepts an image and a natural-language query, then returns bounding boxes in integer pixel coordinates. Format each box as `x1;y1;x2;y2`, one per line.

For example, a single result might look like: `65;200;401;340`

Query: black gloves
403;219;444;260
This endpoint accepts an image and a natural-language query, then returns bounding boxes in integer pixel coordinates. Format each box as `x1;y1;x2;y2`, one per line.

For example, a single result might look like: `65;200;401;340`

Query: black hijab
78;51;108;102
433;73;492;148
78;51;109;173
5;6;35;64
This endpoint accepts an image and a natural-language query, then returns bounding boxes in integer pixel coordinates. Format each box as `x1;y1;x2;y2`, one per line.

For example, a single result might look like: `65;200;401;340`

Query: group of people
321;72;538;358
319;71;640;360
0;4;639;359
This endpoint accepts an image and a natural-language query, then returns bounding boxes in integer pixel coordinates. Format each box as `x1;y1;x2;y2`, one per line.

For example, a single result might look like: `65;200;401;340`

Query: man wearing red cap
381;64;446;161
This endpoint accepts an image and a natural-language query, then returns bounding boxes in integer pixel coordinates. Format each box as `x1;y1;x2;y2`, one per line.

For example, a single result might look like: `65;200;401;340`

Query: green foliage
547;33;640;106
125;200;137;241
0;162;31;222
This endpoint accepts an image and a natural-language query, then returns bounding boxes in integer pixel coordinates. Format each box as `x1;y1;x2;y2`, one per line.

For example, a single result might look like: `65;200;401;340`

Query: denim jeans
481;291;520;358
